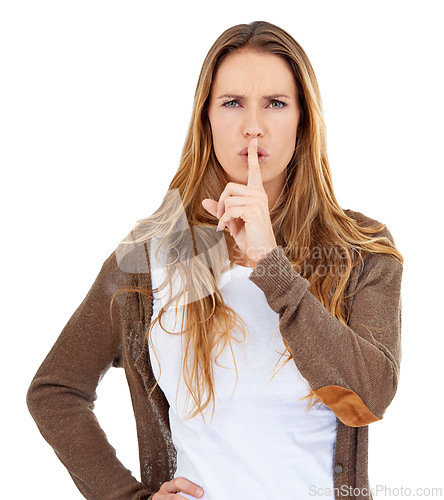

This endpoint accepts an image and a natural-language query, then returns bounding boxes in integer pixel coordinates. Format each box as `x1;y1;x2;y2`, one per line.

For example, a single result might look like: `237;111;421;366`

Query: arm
249;227;403;427
26;250;153;499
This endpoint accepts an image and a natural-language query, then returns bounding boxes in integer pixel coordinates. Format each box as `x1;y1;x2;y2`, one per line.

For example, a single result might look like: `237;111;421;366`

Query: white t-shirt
148;244;337;500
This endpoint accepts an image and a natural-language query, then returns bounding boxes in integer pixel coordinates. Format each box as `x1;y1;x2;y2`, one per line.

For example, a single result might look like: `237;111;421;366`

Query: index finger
247;138;264;190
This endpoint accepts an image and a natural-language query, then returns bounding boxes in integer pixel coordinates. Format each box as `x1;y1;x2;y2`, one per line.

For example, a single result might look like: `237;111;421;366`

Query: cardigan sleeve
248;226;403;428
26;249;153;499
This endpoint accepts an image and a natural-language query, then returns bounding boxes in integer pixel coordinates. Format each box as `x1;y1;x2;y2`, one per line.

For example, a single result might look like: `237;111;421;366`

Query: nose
242;107;264;138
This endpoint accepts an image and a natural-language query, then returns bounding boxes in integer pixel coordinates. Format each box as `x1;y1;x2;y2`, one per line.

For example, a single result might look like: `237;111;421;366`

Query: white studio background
1;1;442;498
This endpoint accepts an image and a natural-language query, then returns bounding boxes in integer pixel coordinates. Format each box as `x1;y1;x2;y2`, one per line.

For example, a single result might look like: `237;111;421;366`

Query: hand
201;138;278;263
152;477;204;499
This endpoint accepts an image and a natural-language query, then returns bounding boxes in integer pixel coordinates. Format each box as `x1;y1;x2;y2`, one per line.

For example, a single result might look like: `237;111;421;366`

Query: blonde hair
112;20;403;422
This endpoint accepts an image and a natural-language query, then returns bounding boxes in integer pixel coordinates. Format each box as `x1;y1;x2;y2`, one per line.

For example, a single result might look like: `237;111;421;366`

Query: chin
227;173;246;184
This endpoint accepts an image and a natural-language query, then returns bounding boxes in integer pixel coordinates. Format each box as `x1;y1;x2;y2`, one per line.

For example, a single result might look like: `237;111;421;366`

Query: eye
221;99;288;109
221;99;239;107
269;100;288;109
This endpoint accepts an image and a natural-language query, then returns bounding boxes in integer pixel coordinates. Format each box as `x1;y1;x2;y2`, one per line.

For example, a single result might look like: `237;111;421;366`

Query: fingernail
196;487;204;496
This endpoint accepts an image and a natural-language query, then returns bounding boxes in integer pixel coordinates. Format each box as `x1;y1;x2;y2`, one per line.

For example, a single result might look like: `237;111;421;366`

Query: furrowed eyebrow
216;94;291;100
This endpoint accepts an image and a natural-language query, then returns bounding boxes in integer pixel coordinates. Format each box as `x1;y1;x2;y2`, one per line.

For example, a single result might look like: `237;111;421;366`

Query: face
208;49;301;193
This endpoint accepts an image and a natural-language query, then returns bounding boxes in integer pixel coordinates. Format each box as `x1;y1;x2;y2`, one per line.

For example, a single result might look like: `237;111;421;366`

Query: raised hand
201;138;277;263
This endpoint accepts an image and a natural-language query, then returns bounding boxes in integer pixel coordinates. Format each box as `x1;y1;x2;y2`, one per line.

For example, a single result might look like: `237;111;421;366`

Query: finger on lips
247;138;263;190
216;137;263;231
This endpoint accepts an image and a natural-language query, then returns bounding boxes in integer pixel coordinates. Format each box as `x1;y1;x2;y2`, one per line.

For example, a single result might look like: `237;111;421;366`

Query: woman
27;20;403;500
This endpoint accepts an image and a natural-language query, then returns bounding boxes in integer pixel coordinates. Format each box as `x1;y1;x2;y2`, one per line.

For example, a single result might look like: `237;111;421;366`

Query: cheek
213;116;233;139
211;118;232;156
279;118;298;149
273;121;297;166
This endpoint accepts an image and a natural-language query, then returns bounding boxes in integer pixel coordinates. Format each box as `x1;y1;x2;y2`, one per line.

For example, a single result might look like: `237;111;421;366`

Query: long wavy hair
112;20;403;422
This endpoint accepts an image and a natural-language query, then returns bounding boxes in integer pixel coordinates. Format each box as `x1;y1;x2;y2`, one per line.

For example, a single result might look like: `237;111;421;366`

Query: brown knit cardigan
26;209;403;500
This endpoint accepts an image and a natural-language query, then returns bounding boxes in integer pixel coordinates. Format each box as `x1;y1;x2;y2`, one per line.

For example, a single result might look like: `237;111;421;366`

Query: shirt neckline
223;260;255;273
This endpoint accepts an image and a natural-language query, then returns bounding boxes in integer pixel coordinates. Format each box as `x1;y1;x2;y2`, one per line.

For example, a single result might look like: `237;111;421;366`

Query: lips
238;146;269;158
238;145;269;166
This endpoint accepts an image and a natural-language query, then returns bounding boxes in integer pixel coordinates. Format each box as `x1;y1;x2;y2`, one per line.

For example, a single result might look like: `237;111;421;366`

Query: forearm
249;245;403;426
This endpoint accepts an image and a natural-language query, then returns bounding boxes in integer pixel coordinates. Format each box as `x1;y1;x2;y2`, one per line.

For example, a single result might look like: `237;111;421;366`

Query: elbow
313;385;382;427
26;378;43;423
313;364;400;428
26;376;56;426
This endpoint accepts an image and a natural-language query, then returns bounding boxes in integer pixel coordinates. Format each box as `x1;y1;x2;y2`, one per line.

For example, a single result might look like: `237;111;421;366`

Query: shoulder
343;208;397;246
113;225;152;276
343;209;403;284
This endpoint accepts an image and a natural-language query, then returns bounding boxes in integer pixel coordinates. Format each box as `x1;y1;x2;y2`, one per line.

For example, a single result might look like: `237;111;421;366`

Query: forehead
211;50;297;96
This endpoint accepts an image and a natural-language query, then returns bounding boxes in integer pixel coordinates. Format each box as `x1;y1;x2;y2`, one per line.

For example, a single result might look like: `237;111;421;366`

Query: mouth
238;146;269;165
239;153;268;165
